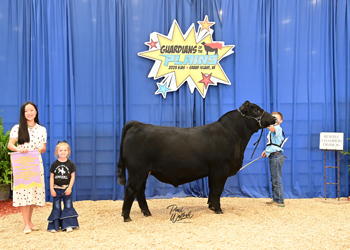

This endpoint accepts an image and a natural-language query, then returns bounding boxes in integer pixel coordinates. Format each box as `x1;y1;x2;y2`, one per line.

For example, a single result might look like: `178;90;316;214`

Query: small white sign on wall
319;132;344;151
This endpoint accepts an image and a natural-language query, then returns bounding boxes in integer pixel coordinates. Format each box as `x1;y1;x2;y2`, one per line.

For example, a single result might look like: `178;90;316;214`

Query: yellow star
198;16;215;32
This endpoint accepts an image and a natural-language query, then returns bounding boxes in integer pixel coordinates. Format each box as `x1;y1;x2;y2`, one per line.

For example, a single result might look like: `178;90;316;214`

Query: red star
147;39;158;49
199;73;214;89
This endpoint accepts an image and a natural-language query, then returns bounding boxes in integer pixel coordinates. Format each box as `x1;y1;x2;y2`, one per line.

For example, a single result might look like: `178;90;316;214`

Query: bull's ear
239;101;250;114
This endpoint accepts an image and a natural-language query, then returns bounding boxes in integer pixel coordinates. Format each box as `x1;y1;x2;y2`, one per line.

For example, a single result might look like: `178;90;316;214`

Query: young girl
7;102;47;234
47;141;79;232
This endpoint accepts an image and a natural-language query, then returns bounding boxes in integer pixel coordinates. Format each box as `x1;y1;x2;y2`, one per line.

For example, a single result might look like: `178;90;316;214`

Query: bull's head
238;101;277;129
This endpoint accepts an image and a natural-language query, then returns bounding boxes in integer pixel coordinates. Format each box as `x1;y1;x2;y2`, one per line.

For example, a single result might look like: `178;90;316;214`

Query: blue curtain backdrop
0;0;349;201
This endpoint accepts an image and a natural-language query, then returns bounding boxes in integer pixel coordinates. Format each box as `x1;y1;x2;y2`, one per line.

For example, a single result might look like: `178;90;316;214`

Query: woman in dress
7;102;47;234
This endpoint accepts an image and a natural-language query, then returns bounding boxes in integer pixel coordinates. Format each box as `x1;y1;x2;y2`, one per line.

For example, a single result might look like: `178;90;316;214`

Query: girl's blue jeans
47;188;79;231
269;153;285;204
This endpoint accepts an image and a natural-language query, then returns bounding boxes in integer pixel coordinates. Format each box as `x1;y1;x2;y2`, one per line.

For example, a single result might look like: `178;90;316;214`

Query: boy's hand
261;151;267;158
51;189;57;197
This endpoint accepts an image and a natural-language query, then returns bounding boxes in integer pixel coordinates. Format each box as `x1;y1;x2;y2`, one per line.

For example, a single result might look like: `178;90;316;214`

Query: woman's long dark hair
18;102;40;145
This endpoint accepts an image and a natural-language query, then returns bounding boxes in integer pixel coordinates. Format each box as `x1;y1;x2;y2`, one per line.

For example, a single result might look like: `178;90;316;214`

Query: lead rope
250;128;263;159
238;156;263;172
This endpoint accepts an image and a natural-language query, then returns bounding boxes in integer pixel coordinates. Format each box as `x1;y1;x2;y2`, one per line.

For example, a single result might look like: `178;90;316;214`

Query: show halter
237;108;266;159
237;108;265;128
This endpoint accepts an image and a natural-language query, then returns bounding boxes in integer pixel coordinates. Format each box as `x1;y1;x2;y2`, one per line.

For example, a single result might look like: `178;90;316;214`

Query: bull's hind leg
137;180;151;217
122;173;148;222
208;174;228;214
207;178;214;210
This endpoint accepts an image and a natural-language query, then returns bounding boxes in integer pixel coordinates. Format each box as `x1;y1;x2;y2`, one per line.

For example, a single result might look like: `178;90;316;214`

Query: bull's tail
117;121;134;185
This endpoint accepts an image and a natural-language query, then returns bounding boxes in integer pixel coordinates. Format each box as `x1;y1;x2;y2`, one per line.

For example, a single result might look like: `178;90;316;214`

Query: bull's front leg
208;174;227;214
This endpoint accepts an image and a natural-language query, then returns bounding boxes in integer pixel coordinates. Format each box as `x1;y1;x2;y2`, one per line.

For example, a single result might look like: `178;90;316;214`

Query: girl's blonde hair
55;141;71;158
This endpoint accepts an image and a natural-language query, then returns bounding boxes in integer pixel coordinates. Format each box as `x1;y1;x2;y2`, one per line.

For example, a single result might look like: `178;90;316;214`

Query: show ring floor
1;197;349;249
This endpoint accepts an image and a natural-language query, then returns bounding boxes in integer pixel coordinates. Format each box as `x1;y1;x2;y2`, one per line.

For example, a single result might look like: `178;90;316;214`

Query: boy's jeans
269;153;285;204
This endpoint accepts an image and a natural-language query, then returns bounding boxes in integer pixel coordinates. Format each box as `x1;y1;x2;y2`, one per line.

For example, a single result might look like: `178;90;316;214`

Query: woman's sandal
31;226;40;231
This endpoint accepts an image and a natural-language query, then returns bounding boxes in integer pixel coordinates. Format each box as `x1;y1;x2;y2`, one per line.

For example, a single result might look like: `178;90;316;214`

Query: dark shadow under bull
117;101;277;222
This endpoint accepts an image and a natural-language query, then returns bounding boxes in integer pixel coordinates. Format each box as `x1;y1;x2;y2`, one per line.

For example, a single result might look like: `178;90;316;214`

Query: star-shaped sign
198;16;215;32
138;17;235;98
147;39;158;49
199;73;214;89
155;82;171;98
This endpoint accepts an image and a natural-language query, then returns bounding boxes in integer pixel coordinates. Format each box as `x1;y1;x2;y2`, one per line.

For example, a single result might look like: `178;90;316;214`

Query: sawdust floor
1;197;350;250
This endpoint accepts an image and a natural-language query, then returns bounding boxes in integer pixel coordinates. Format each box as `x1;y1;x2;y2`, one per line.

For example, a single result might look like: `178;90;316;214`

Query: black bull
117;101;277;222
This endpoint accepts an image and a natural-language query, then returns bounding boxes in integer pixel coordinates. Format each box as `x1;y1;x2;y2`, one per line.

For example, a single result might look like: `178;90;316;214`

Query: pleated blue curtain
0;0;349;201
268;0;350;198
216;0;272;198
69;0;125;200
0;0;77;201
46;0;77;201
269;0;333;198
334;0;350;197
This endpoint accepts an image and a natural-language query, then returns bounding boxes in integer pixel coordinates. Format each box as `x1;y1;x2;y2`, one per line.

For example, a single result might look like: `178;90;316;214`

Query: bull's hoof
124;217;132;222
208;205;215;211
142;210;152;217
209;205;223;214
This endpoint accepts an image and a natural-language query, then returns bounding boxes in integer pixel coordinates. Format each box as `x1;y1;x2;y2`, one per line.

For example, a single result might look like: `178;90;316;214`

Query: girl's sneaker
66;227;73;233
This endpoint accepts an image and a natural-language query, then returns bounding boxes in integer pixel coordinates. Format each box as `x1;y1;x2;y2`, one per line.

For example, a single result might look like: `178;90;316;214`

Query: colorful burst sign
138;16;235;98
10;150;42;191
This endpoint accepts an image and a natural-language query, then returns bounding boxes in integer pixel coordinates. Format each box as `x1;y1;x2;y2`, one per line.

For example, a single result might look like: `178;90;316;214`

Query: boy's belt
270;151;282;156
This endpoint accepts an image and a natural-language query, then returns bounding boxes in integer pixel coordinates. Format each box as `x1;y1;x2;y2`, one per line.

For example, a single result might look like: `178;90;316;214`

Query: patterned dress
10;124;47;207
